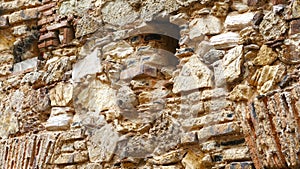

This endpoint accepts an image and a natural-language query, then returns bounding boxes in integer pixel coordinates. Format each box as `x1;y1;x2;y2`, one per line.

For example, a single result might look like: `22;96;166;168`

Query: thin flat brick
39;32;57;41
42;9;53;16
38;2;56;12
46;20;69;31
62;27;74;44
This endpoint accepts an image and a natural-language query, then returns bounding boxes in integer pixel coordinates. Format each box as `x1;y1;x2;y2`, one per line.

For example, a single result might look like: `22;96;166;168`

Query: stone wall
0;0;299;168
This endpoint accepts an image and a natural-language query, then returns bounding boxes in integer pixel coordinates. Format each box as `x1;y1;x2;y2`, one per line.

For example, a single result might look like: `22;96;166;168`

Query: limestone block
173;56;213;93
228;84;253;101
250;64;286;94
181;151;205;169
45;107;74;131
222;45;243;83
151;149;185;165
212;60;227;87
253;45;277;66
13;57;37;73
50;82;73;106
222;147;251;161
259;11;288;41
43;57;72;84
189;15;222;40
211;2;229;17
101;0;139;26
0;53;14;76
75;15;102;38
231;2;249;13
292;0;300;19
120;64;157;80
88;124;119;162
202;49;224;64
72;49;102;82
197;122;241;141
225;12;255;31
73;78;117;114
210;32;240;49
8;8;39;24
103;40;134;59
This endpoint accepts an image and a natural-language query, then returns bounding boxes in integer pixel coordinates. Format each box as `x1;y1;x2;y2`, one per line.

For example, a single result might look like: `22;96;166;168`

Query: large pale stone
45;107;74;131
189;15;222;40
225;12;255;30
50;82;73;106
222;45;243;83
73;78;117;114
13;57;37;73
88;124;119;162
228;84;253;101
173;56;213;93
72;49;102;82
210;32;240;49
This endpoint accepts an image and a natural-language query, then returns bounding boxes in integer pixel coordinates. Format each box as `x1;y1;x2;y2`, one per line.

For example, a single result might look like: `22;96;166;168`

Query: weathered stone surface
101;0;139;26
50;82;73;106
225;12;255;31
222;45;243;83
259;11;288;41
292;0;300;19
250;64;286;94
202;49;224;64
87;124;119;162
189;15;222;40
75;15;102;38
228;84;253;101
0;53;14;76
173;56;213;93
212;2;229;17
210;32;240;49
45;107;74;131
253;45;277;66
181;151;205;169
72;49;102;82
8;8;39;24
279;35;300;64
13;57;37;73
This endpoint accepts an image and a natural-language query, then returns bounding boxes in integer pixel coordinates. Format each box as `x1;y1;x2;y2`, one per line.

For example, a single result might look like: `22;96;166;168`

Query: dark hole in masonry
213;155;223;162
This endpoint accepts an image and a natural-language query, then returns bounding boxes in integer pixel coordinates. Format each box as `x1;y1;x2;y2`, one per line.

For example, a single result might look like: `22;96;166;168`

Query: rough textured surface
0;0;299;169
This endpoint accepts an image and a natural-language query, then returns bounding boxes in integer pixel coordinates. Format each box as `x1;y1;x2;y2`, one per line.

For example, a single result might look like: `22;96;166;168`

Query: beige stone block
50;82;73;106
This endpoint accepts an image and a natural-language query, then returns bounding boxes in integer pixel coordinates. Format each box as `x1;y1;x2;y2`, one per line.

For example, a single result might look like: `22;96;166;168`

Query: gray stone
225;12;255;31
203;49;225;64
88;124;120;162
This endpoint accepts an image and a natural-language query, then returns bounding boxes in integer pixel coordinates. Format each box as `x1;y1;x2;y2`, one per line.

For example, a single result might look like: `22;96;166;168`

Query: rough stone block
120;64;157;80
13;57;37;73
289;19;300;35
46;20;69;31
8;8;39;24
225;12;255;31
0;16;9;28
210;32;240;49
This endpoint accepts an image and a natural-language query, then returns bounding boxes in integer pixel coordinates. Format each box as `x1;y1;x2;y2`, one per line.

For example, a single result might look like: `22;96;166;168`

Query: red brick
38;16;55;26
43;9;53;16
289;19;300;35
46;20;69;31
38;39;59;49
38;2;56;12
39;32;57;41
0;16;9;28
271;0;287;4
62;27;74;44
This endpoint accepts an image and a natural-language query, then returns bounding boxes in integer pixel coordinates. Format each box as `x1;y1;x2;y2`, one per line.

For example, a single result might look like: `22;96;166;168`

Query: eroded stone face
0;0;300;169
